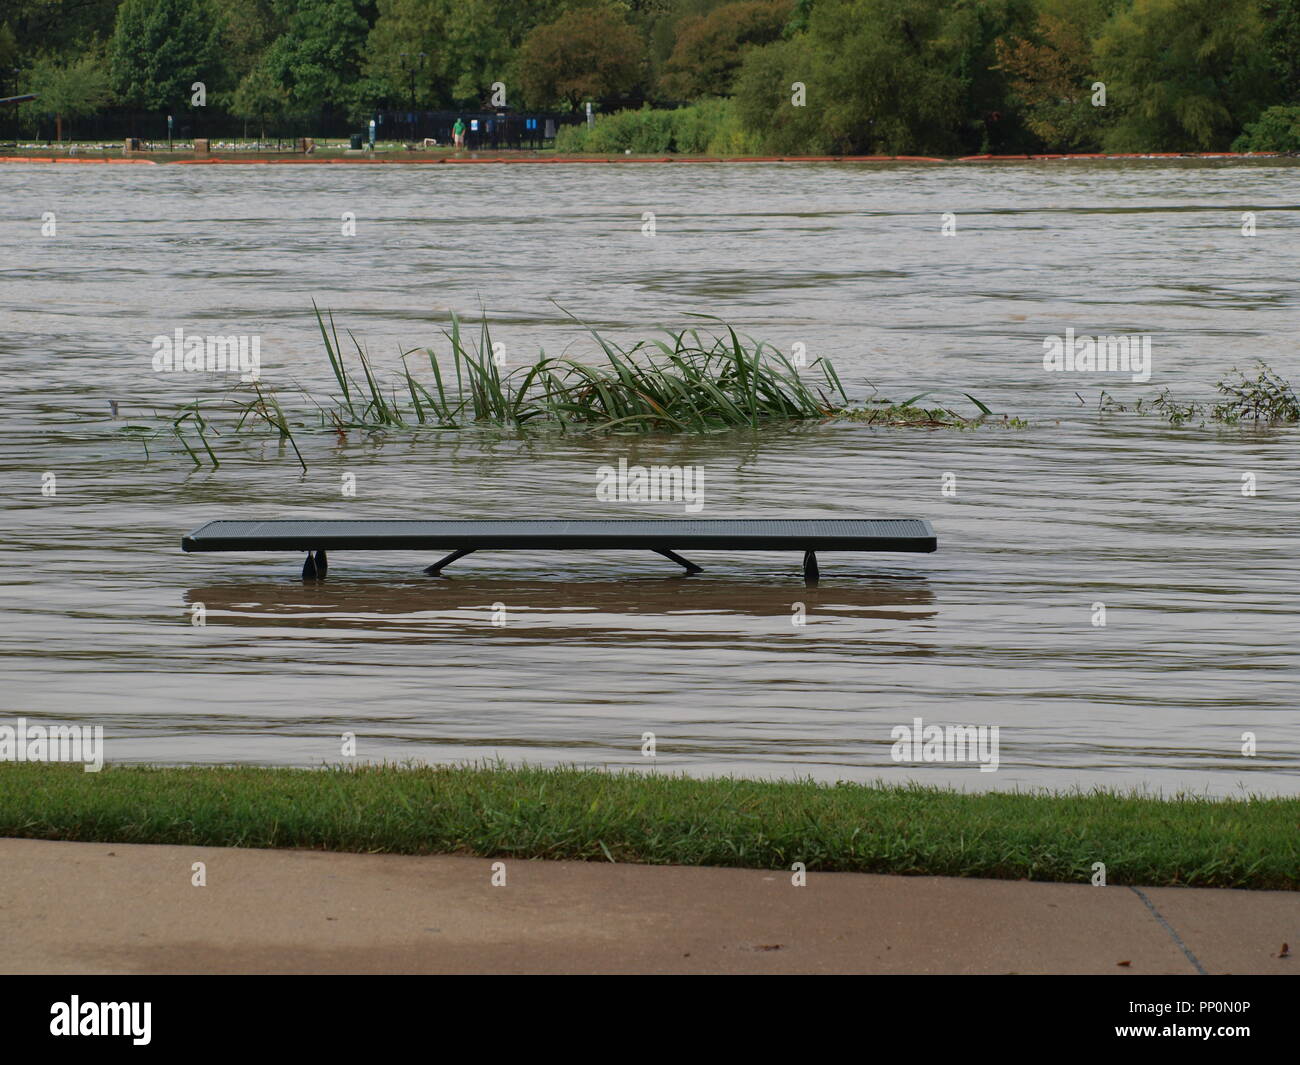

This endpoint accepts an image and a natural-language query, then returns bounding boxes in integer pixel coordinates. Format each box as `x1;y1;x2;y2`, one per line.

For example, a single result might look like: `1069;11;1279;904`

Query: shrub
1232;104;1300;151
553;99;760;155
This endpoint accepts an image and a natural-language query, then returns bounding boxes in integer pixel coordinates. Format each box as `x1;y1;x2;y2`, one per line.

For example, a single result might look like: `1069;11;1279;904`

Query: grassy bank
2;763;1295;889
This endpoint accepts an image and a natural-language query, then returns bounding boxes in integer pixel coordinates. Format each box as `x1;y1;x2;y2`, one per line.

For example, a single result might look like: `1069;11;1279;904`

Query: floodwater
1;159;1297;794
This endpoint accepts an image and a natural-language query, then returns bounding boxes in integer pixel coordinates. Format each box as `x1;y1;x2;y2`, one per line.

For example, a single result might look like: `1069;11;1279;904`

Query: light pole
398;52;426;142
8;69;17;146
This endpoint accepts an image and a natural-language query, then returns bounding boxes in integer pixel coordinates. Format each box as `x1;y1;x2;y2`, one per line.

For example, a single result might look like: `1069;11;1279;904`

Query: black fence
4;105;581;148
371;110;572;149
5;108;321;145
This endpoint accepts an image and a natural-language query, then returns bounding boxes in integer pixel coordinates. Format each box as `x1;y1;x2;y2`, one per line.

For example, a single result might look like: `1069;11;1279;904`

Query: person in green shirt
452;117;465;148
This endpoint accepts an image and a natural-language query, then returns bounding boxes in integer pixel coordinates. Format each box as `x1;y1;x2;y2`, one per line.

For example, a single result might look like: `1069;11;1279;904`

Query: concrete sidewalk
0;838;1294;974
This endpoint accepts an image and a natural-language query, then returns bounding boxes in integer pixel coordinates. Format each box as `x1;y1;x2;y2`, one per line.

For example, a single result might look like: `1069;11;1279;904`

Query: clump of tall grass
316;304;846;433
119;306;1006;469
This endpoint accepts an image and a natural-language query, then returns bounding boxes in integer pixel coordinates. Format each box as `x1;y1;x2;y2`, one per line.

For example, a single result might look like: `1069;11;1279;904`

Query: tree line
3;0;1299;151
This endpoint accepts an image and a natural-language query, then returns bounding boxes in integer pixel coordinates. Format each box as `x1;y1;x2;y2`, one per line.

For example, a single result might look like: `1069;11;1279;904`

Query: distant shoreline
1;150;1293;166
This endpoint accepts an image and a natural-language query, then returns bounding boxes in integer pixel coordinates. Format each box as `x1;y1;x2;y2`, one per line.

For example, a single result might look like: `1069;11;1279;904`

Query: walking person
452;116;465;148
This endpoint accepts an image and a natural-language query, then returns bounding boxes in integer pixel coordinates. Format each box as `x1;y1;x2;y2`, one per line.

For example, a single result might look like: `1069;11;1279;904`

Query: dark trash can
349;133;364;150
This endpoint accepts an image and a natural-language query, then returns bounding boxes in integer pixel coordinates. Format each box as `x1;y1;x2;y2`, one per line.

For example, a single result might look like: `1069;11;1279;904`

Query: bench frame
183;519;937;584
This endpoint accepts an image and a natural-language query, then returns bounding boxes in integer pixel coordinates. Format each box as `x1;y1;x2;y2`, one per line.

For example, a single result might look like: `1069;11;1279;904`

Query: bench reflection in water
181;577;937;645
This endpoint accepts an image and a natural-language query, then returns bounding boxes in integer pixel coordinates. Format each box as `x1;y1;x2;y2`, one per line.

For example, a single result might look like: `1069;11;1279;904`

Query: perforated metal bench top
182;518;937;581
183;518;936;552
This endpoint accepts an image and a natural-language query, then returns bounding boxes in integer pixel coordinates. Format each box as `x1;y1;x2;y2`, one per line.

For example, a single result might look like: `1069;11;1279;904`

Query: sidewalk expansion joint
1128;886;1209;975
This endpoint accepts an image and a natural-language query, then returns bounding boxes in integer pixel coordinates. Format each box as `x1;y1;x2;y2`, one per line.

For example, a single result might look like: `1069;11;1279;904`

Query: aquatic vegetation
317;304;1003;434
316;304;846;433
119;307;1008;468
119;385;306;472
838;390;1010;428
1210;363;1300;424
1100;362;1299;427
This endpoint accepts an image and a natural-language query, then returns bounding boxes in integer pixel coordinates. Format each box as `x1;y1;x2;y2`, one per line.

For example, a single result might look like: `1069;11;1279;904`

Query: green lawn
2;763;1295;889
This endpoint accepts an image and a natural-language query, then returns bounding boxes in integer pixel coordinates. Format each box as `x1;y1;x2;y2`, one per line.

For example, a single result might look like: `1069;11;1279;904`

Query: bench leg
653;548;702;574
803;550;819;584
302;550;327;581
424;547;475;576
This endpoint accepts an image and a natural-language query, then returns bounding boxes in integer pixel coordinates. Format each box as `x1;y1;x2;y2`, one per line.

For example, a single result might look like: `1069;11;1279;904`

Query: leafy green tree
218;0;286;83
659;0;792;99
1261;0;1300;103
994;0;1118;150
108;0;224;112
262;0;369;116
1094;0;1280;150
0;23;19;76
25;50;114;136
518;5;644;111
785;0;815;33
363;0;582;111
919;0;1040;153
439;0;584;107
4;1;121;63
640;1;729;89
363;0;449;107
230;58;288;137
732;34;825;151
736;0;977;154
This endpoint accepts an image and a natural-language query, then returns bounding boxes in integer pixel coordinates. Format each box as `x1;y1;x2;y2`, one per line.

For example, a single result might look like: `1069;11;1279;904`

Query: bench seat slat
182;518;937;553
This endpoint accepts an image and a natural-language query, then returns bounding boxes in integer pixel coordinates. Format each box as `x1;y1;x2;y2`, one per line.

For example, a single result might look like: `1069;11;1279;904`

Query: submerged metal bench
181;518;937;582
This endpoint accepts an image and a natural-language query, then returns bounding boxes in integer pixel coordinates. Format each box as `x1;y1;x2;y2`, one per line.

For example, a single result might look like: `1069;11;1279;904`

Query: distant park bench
182;518;937;582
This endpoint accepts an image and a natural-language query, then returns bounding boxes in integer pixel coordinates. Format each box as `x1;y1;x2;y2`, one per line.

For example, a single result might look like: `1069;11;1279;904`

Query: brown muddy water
1;159;1297;794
